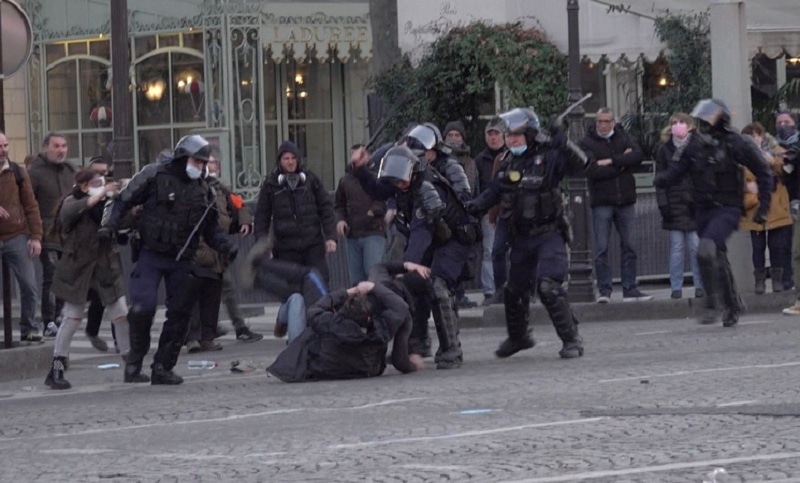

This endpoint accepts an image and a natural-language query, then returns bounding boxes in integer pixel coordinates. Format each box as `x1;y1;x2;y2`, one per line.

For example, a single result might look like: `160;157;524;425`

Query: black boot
696;240;720;324
539;278;584;359
431;277;462;369
719;253;743;327
44;357;71;390
496;286;534;358
771;268;784;293
124;362;150;383
151;363;184;385
754;268;767;295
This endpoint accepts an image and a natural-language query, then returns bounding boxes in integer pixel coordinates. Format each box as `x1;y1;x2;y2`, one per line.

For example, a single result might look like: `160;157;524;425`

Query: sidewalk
0;284;796;382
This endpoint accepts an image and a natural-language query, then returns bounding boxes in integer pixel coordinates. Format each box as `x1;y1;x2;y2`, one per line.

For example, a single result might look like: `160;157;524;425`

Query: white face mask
186;164;203;180
87;186;105;197
208;171;219;178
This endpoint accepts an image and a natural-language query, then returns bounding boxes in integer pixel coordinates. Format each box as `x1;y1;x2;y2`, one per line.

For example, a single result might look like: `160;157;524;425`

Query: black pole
0;0;12;348
566;0;594;303
110;0;134;179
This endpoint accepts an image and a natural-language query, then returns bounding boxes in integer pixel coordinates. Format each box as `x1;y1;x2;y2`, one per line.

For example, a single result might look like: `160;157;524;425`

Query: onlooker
185;154;262;353
581;108;652;303
254;140;337;282
655;113;704;299
774;112;800;315
45;169;129;389
27;132;77;336
473;117;507;305
266;280;423;382
741;122;792;294
0;131;44;342
335;144;387;285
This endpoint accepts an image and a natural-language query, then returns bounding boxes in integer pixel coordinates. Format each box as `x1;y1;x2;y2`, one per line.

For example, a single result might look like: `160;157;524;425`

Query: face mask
777;125;797;140
87;186;105;197
208;171;219;178
186;164;203;180
671;122;689;140
509;145;528;156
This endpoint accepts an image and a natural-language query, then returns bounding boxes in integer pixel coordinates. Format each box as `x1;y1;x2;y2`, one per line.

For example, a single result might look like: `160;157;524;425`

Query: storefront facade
18;0;374;198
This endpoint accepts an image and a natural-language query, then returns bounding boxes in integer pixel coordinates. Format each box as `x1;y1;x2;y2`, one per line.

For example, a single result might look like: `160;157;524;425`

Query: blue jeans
278;293;307;344
346;235;386;285
669;230;702;291
750;225;793;288
592;204;638;294
0;234;39;337
480;215;496;295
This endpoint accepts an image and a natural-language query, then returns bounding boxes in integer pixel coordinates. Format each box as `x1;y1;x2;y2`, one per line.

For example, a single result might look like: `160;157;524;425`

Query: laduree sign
0;0;33;79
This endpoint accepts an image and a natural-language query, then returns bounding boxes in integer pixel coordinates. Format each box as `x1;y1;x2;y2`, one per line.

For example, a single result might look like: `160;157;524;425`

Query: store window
133;31;206;166
44;39;112;165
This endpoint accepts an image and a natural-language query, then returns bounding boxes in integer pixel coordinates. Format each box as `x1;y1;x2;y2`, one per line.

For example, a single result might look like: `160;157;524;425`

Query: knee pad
697;238;718;263
537;277;564;305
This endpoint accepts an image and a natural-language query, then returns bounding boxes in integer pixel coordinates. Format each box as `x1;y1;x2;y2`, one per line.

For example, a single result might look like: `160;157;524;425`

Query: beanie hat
443;120;467;140
276;140;303;166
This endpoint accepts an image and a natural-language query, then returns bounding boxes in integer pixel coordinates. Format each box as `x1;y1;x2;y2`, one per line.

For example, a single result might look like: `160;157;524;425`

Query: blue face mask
185;164;203;180
509;145;528;156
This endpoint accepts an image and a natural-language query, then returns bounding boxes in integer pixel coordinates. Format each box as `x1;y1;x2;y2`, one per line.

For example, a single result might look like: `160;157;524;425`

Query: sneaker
481;294;494;307
236;327;264;343
623;289;654;302
695;288;706;298
87;335;109;352
43;322;59;339
596;293;611;304
670;290;682;299
21;330;43;343
783;303;800;315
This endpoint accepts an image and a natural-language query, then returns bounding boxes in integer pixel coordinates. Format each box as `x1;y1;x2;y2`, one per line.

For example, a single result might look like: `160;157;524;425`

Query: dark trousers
40;248;63;323
274;242;330;284
186;276;223;343
697;206;741;250
492;217;510;291
507;230;569;292
750;225;793;288
127;249;194;371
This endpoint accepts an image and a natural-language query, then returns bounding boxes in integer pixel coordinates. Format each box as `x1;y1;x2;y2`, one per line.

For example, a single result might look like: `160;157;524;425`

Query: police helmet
378;145;421;184
173;134;212;162
500;108;540;144
691;99;731;129
404;123;450;156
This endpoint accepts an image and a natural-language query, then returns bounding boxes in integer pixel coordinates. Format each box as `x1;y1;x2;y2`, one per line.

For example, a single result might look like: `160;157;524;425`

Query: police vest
497;151;563;230
691;137;743;208
139;171;212;257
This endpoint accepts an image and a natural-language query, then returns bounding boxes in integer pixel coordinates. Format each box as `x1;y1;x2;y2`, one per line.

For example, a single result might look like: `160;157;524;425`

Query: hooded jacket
580;124;644;207
254;140;336;249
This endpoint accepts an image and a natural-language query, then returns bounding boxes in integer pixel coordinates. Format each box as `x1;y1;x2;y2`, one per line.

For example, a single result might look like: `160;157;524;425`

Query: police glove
753;205;769;225
97;226;116;245
464;200;482;217
792;199;800;221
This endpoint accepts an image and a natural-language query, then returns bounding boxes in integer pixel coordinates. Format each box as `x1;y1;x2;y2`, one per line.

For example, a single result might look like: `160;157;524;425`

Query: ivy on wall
368;21;567;149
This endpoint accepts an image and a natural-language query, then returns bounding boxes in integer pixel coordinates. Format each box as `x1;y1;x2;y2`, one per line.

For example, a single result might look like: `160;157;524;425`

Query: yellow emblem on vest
508;170;522;183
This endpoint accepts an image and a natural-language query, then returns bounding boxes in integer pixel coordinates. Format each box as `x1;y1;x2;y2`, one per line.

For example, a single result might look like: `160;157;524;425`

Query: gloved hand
227;245;239;263
464;200;482;217
753;205;769;225
791;199;800;221
97;226;116;245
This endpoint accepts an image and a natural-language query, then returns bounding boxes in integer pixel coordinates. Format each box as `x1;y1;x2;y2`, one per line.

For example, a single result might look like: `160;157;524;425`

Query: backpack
9;162;24;189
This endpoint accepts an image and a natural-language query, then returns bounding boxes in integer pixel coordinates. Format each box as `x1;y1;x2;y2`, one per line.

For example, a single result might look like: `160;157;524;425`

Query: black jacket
581;124;644;207
266;284;415;382
334;168;386;239
254;141;336;250
474;147;504;195
655;138;696;232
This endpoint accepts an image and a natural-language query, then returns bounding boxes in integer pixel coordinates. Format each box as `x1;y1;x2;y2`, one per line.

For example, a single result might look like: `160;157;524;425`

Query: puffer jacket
740;149;790;232
655;136;696;232
581;124;644;207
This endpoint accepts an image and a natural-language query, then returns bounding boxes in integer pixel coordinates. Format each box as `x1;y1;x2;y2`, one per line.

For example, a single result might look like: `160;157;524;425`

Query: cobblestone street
1;312;799;482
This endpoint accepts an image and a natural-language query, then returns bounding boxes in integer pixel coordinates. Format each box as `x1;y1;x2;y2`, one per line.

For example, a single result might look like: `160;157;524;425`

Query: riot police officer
101;135;236;384
468;107;588;359
352;145;477;369
654;99;772;326
404;123;472;201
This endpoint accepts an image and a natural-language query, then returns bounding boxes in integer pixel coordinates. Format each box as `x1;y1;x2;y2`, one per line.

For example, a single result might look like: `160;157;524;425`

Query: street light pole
110;0;134;179
565;0;594;303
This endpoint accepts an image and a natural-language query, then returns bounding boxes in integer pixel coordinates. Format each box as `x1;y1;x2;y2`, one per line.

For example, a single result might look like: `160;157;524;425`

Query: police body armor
497;150;566;239
139;169;212;259
687;134;743;208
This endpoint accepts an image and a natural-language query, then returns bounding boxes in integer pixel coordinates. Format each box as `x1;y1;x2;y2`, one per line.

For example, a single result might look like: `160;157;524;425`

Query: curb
0;342;53;383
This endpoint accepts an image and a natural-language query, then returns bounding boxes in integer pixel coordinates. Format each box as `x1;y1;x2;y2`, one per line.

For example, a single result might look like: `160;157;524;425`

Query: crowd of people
0;98;798;388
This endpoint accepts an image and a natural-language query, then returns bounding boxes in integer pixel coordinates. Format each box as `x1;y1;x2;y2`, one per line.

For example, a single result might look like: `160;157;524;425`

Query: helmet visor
691;99;726;126
500;108;539;134
378;152;415;183
406;125;437;150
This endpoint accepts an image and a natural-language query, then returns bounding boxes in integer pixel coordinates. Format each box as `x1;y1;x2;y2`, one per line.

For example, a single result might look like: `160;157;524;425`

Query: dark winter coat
266;284;414;382
27;155;77;249
655;137;697;232
334;168;386;239
254;141;336;250
580;124;644;207
51;192;126;305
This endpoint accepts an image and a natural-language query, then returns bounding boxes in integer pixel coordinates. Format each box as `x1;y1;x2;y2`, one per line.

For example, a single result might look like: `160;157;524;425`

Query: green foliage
368;21;567;149
754;78;800;131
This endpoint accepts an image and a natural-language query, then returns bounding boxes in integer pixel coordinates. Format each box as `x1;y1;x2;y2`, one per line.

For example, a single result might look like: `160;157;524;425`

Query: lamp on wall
143;77;166;101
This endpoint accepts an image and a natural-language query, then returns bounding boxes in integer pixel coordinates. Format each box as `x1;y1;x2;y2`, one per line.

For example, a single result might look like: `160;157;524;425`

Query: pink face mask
671;122;689;139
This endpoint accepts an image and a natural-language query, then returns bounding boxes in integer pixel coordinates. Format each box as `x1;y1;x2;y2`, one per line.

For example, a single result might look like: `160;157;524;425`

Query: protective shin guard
125;311;154;382
496;285;534;358
718;252;743;327
430;277;462;369
538;278;583;358
409;288;433;357
696;239;720;324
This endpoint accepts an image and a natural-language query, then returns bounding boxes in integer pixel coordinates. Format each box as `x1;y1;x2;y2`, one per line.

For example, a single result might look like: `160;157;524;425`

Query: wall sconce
143;77;166;101
295;73;304;85
658;76;668;87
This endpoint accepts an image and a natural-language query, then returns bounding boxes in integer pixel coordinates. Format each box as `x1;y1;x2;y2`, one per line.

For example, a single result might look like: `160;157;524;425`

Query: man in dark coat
266;280;423;382
580;108;651;303
253;140;337;282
